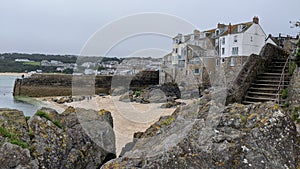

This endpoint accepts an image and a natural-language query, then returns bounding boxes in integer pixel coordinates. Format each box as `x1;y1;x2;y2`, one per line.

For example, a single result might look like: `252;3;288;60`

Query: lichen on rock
0;107;116;169
104;100;300;169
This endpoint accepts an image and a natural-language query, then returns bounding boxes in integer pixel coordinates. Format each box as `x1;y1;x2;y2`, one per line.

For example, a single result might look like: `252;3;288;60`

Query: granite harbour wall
13;71;159;97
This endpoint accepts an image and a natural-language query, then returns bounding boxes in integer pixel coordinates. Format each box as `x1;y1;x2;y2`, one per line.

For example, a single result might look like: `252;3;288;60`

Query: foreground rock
119;83;181;104
103;99;300;168
0;107;115;169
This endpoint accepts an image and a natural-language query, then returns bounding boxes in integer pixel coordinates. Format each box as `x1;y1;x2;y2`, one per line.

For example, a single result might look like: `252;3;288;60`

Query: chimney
193;29;200;35
228;23;232;34
253;16;259;24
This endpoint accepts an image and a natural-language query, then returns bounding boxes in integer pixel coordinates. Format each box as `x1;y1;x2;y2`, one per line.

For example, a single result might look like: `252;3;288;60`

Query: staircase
242;57;291;105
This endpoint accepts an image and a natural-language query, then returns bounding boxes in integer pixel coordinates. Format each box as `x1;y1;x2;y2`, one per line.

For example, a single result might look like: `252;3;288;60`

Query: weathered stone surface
142;88;168;103
103;99;300;169
0;107;116;169
118;91;133;102
119;83;181;104
160;101;186;108
14;71;159;97
0;143;32;169
0;108;30;144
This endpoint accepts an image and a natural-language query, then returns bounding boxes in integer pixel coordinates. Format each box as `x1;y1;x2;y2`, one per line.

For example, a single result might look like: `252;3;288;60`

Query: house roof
174;19;256;43
204;21;253;38
265;35;280;46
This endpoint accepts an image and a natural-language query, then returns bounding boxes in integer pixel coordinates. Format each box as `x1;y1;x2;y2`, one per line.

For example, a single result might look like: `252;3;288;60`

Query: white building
218;16;268;58
162;16;275;88
170;16;272;61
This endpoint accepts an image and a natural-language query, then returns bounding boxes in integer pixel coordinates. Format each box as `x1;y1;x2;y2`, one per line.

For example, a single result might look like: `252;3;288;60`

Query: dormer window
174;38;179;44
237;25;246;32
191;35;194;41
215;29;220;36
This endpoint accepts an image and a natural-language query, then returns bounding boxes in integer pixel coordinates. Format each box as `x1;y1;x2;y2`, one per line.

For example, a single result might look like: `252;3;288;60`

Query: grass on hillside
22;61;40;66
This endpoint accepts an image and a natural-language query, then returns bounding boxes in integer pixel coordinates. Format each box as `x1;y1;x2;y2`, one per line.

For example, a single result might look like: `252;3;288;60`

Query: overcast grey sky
0;0;299;56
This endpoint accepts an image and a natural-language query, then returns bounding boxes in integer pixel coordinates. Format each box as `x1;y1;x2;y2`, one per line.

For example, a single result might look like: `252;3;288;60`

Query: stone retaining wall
225;43;286;105
13;71;159;97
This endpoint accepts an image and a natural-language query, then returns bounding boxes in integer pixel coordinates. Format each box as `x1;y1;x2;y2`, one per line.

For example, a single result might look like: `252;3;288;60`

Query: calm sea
0;75;42;116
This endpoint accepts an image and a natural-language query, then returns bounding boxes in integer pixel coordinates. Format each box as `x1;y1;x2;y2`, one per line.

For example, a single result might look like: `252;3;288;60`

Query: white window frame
230;57;235;67
232;47;239;55
221;48;225;55
194;68;200;75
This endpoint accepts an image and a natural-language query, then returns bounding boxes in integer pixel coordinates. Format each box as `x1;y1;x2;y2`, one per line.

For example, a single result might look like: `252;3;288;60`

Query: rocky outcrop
0;107;115;169
103;97;300;168
119;83;181;104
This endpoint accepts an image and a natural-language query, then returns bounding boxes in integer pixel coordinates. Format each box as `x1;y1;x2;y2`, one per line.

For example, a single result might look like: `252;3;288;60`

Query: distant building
266;34;299;54
15;59;32;62
84;69;95;75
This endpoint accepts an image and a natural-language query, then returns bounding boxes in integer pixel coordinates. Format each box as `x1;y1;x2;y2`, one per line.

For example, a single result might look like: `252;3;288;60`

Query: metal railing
276;56;290;104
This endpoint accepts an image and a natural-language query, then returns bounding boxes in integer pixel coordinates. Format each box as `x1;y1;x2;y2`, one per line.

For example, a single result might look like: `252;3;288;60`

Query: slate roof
174;20;255;43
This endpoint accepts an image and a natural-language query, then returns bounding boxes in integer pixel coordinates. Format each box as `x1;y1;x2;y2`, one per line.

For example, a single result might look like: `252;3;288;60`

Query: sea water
0;75;42;116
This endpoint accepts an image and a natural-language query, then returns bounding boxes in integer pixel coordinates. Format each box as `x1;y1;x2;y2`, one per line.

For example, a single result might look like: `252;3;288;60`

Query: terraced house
162;16;276;90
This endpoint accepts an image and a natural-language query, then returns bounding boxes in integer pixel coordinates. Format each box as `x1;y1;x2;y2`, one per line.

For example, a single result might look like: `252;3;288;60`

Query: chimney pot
253;16;259;24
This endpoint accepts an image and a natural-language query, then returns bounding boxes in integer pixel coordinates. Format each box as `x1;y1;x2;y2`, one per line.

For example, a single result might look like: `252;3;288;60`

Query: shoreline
0;72;30;76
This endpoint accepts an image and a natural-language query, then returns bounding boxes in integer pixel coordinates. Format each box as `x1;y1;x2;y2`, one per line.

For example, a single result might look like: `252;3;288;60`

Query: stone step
272;59;288;62
247;91;280;97
248;87;279;92
256;76;290;81
254;79;290;84
271;61;287;64
268;65;285;68
250;83;288;87
265;69;288;73
260;72;290;76
244;96;277;102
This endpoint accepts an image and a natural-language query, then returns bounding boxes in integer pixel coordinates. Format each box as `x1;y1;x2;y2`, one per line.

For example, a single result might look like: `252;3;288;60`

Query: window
216;58;220;66
195;58;200;65
191;35;194;41
222;37;225;45
250;36;253;42
234;35;238;43
232;47;239;55
222;48;225;55
238;25;244;32
222;58;225;63
215;29;220;36
194;69;199;75
175;48;178;53
230;57;235;67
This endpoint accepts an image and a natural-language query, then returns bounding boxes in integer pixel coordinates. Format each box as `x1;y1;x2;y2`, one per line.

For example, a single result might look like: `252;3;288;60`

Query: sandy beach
0;72;30;76
39;95;194;156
